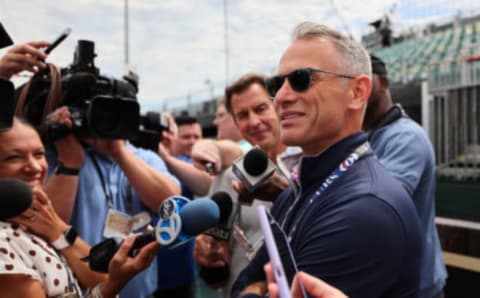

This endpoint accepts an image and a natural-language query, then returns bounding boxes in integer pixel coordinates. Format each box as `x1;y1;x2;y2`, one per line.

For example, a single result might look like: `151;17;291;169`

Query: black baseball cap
370;54;387;76
0;22;14;49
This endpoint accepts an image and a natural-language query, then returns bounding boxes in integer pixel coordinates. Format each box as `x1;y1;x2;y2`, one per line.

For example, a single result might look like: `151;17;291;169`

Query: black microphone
232;147;277;192
86;196;221;273
0;178;32;220
198;191;236;286
204;191;238;240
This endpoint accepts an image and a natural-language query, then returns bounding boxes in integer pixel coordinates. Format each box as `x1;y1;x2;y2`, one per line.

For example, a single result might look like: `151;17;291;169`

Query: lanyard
58;254;81;297
88;151;114;209
89;151;135;214
284;142;371;242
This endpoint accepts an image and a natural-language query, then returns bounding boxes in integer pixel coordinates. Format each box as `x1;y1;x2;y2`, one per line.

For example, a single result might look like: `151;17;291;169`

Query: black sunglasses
265;67;355;98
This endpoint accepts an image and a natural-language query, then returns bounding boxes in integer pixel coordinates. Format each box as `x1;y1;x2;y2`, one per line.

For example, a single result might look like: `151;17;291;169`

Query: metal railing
426;55;480;180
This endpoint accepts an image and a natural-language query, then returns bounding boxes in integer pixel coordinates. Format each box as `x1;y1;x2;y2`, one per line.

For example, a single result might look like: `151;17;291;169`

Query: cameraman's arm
0;41;49;79
44;107;85;222
108;141;181;211
158;143;212;196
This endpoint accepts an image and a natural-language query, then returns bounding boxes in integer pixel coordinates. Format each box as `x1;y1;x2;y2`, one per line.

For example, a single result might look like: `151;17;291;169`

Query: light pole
124;0;129;66
223;0;229;87
205;78;214;100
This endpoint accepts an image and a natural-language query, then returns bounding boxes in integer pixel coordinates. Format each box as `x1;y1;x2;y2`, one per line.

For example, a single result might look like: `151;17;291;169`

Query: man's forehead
178;123;200;131
232;96;270;114
232;84;270;108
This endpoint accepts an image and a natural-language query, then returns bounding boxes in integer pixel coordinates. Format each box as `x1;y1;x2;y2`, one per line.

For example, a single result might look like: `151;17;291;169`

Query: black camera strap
88;151;113;209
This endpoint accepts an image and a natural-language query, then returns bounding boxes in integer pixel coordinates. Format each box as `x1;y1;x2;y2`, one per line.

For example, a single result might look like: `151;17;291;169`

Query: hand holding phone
257;206;306;298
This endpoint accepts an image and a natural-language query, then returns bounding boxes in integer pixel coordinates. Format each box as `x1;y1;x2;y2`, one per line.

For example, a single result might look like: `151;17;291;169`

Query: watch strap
51;226;78;250
54;162;80;176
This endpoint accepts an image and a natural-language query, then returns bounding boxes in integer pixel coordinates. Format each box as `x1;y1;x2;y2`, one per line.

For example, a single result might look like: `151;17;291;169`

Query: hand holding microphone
232;147;277;192
232;148;289;204
203;191;237;240
196;191;238;287
192;139;223;175
86;195;222;273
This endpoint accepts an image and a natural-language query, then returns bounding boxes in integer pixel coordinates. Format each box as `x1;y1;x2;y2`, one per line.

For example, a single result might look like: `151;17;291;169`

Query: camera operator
43;105;181;298
11;38;181;297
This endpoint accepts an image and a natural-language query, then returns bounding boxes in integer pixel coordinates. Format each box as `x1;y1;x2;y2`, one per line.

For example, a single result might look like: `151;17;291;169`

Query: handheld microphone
203;191;238;240
198;192;236;286
85;196;221;273
0;178;32;220
155;196;219;247
232;147;277;192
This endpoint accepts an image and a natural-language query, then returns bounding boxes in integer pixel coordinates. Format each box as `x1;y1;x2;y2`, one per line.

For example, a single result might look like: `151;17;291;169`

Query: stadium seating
371;19;480;86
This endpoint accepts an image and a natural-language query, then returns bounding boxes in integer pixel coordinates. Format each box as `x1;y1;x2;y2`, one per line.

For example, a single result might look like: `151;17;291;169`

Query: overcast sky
1;0;479;112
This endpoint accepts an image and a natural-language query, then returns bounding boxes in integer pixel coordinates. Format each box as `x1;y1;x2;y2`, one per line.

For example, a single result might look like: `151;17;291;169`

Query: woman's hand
100;234;161;298
11;187;68;242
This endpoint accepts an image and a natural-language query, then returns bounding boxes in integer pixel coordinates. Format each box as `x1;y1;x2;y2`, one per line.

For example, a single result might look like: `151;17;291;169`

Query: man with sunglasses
232;22;422;298
364;55;447;298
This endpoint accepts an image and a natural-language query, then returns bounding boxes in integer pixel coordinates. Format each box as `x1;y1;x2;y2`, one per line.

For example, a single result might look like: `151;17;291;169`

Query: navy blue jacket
232;132;422;298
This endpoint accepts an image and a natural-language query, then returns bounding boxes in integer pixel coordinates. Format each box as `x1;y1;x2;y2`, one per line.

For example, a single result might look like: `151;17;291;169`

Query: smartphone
257;205;305;298
44;27;71;55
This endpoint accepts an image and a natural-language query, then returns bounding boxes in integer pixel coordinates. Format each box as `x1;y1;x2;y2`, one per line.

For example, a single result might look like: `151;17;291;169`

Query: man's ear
349;75;372;110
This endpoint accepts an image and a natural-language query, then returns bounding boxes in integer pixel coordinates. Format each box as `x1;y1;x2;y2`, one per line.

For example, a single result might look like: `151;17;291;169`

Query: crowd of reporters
0;20;447;298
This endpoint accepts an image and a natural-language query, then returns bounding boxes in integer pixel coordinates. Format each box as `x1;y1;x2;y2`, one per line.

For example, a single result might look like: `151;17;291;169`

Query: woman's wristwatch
51;225;78;250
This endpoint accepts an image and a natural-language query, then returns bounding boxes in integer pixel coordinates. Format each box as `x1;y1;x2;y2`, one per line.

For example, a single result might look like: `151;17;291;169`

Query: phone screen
258;206;305;298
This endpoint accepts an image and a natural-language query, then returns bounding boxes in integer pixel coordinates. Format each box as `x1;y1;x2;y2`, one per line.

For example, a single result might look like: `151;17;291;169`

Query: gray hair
291;22;371;77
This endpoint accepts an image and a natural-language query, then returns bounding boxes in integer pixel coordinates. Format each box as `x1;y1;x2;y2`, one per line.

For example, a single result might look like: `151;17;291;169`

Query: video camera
17;39;169;151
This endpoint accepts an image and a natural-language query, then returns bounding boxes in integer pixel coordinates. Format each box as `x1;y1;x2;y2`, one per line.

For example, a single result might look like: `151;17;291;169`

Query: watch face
65;227;78;244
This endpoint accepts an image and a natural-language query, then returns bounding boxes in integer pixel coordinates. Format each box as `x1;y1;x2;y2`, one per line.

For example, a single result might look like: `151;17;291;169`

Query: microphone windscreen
180;198;220;236
0;178;32;220
211;192;232;223
243;148;268;176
